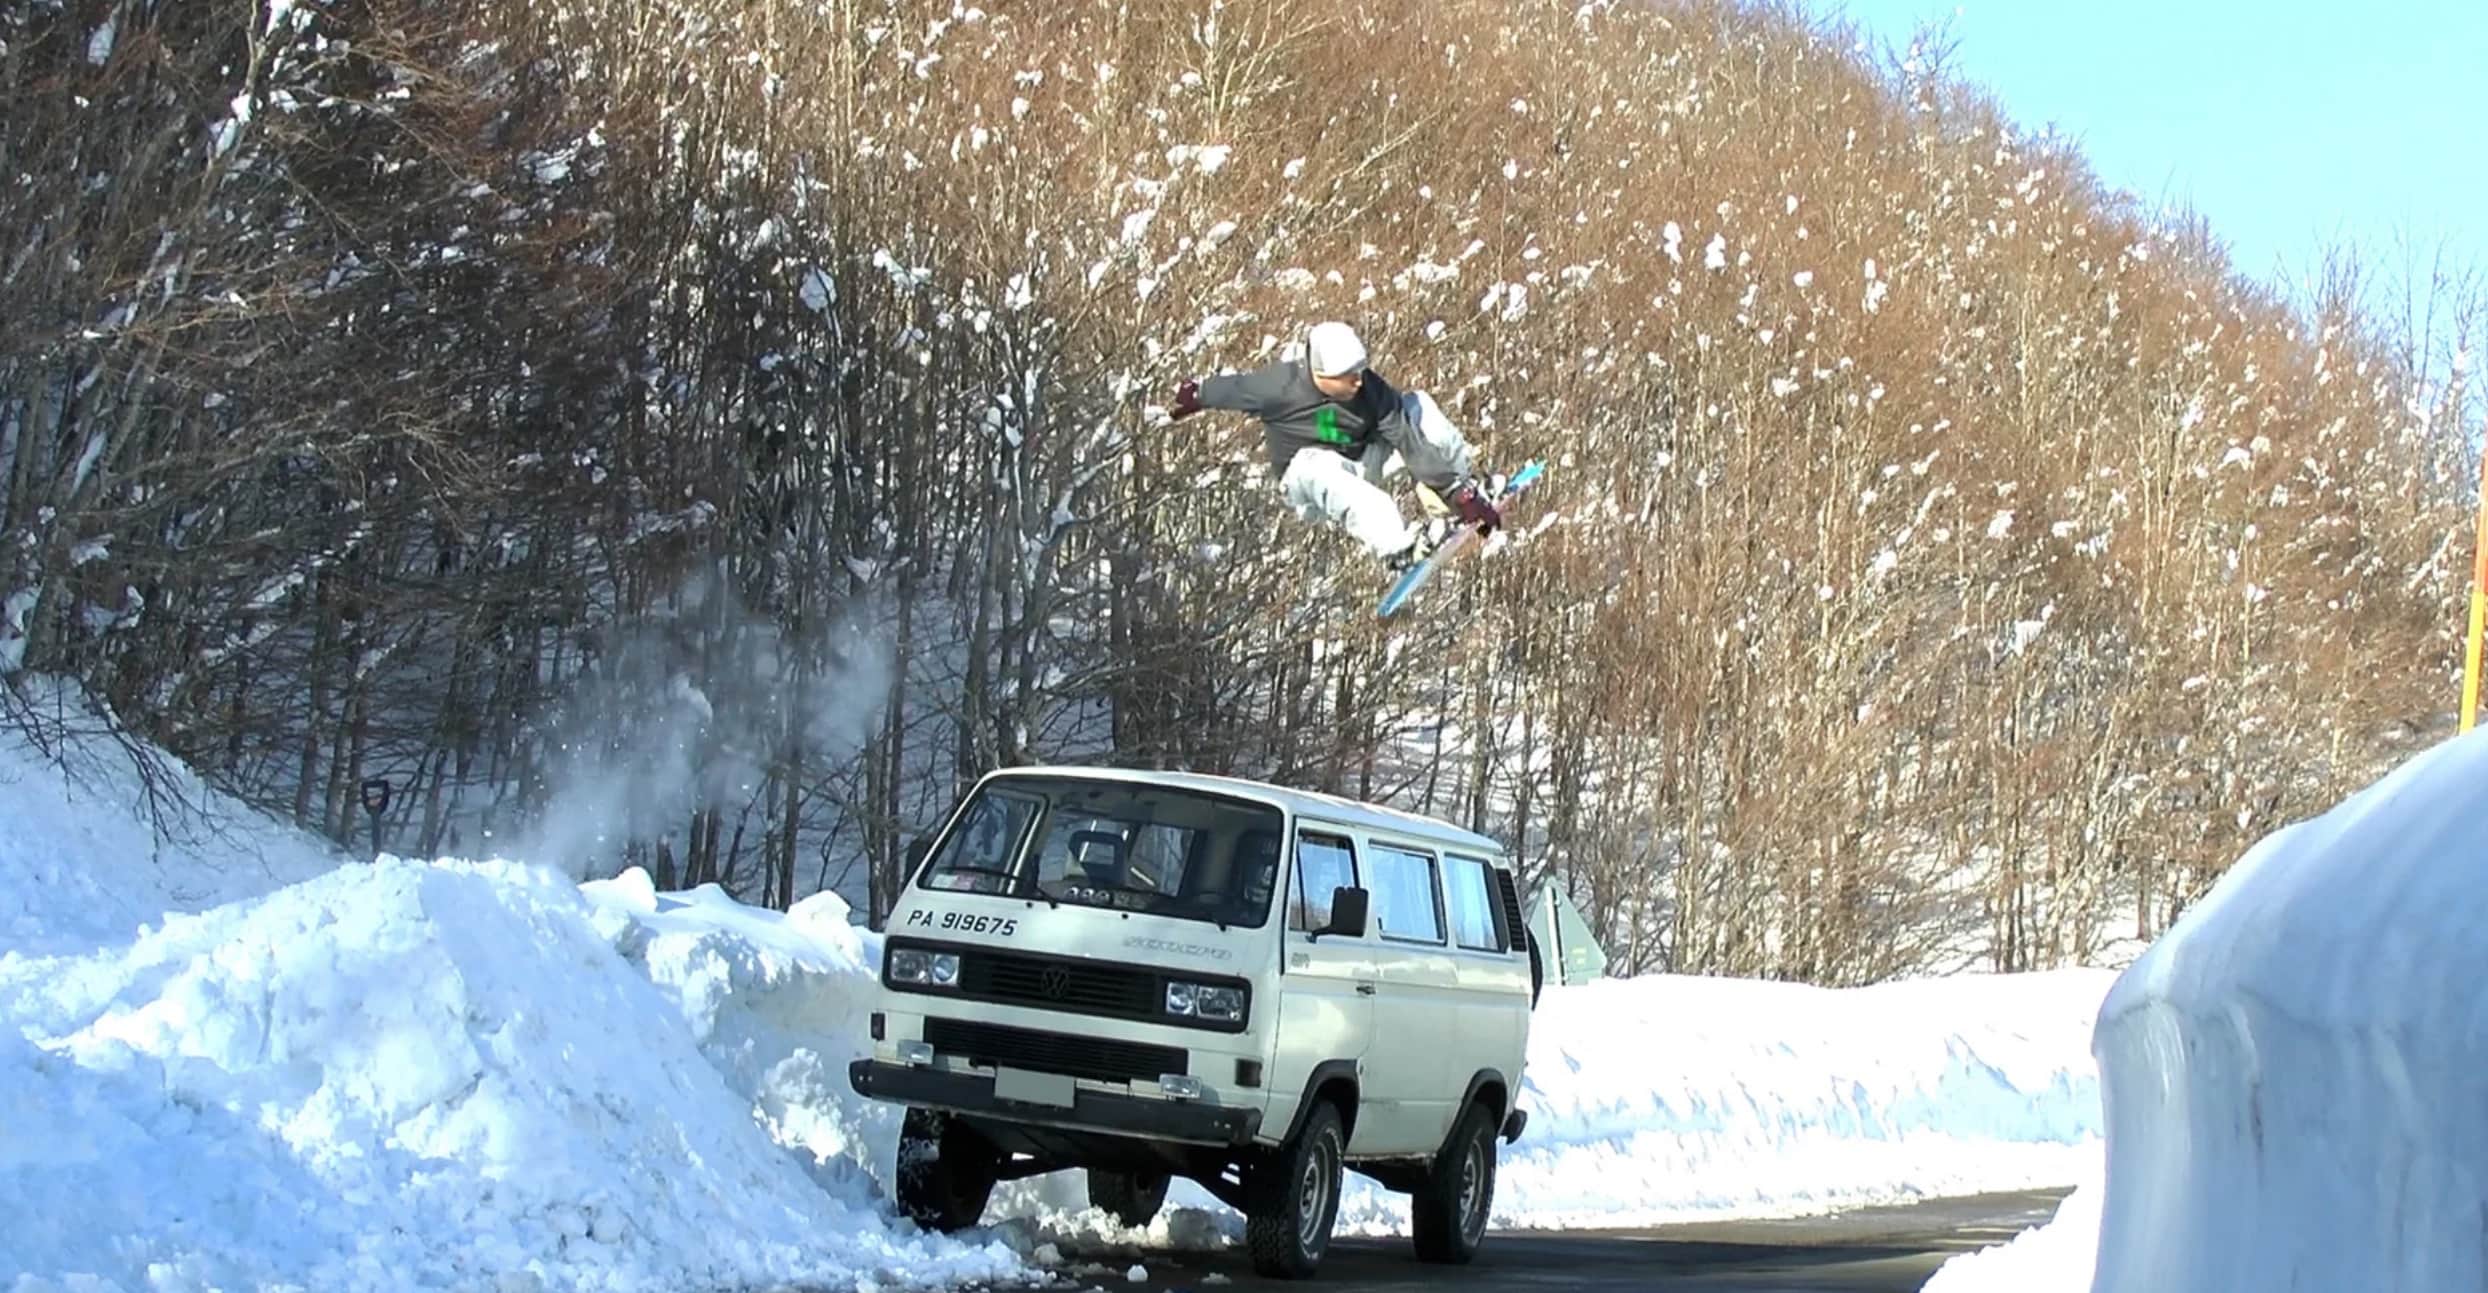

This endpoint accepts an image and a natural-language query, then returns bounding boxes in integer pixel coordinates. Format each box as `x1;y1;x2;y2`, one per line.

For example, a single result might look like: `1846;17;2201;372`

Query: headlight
890;949;961;987
1165;980;1246;1024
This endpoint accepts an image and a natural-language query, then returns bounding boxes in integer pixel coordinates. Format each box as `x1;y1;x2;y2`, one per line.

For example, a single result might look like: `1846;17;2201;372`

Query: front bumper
849;1059;1264;1147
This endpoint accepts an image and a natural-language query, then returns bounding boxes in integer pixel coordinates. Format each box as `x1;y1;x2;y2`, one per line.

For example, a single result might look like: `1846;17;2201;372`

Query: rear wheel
1087;1166;1171;1229
892;1107;997;1233
1246;1099;1346;1279
1411;1101;1498;1264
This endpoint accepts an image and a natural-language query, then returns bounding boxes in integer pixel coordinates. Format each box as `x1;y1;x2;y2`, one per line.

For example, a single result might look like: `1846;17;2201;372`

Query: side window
1444;855;1503;952
1367;844;1445;944
1290;833;1360;932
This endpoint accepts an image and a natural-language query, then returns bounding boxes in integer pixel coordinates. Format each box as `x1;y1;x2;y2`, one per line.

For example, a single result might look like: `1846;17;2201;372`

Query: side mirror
1316;886;1370;939
902;836;933;877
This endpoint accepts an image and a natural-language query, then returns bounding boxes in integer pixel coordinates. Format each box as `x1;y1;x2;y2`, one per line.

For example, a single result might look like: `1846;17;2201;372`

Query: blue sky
1808;0;2486;304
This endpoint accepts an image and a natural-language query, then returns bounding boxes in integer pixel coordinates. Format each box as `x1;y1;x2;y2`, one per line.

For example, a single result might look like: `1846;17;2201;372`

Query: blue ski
1377;459;1546;619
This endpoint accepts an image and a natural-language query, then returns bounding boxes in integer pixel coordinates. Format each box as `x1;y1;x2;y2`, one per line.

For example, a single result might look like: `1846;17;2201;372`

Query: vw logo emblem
1039;966;1073;999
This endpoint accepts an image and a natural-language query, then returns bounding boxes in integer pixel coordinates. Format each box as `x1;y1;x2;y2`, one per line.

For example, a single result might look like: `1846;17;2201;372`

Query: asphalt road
1041;1189;2069;1293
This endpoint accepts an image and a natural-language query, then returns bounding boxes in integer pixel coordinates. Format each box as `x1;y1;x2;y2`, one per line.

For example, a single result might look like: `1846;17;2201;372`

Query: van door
1359;839;1464;1155
1272;828;1378;1152
1443;850;1530;1091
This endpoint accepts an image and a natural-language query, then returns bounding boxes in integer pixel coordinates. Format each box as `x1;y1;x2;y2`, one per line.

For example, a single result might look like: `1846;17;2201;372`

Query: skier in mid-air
1166;321;1504;573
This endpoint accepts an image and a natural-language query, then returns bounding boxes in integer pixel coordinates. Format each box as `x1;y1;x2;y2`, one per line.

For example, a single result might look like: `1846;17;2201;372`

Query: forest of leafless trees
3;0;2477;983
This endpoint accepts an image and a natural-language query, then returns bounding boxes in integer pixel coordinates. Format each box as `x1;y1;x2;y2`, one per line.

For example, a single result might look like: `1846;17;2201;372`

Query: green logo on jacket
1314;406;1352;445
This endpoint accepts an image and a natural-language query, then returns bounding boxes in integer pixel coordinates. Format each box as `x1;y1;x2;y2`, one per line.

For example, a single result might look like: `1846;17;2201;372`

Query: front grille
962;951;1159;1018
925;1017;1188;1084
883;937;1249;1034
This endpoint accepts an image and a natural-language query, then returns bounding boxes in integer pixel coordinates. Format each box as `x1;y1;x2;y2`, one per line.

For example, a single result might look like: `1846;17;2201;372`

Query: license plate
993;1066;1076;1108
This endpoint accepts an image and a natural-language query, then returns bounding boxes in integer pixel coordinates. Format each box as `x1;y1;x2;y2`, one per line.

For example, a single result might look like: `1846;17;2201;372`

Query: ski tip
1377;559;1434;618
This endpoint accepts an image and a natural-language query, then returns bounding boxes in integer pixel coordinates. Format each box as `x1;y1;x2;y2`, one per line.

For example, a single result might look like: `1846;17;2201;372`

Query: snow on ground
972;967;2113;1252
1;681;2117;1290
1407;966;2109;1233
1923;724;2488;1293
1918;1157;2101;1293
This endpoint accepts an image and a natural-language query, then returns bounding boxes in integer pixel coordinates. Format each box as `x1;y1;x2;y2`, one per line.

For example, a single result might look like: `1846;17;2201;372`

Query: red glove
1168;378;1203;420
1446;480;1502;534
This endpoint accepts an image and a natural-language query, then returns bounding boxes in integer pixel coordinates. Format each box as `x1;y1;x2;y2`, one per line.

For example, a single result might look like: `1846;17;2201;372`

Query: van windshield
914;775;1284;929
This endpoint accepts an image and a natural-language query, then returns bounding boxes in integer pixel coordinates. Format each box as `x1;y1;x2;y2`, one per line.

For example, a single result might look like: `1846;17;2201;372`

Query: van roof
985;764;1507;858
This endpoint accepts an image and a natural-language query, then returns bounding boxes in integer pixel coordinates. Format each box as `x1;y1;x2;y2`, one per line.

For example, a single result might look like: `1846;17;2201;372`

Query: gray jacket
1195;360;1452;489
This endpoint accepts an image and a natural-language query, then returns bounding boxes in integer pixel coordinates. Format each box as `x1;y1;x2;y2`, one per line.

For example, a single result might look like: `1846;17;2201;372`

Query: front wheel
1411;1101;1498;1264
893;1107;997;1233
1246;1100;1346;1279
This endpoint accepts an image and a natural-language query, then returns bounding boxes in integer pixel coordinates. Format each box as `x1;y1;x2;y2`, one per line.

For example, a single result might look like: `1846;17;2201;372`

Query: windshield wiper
1159;893;1233;931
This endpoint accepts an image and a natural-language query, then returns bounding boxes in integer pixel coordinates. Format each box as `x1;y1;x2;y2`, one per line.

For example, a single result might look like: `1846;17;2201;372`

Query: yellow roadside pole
2466;436;2488;732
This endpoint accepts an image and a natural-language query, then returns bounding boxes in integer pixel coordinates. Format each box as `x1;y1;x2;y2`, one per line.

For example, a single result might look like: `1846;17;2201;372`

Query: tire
892;1107;997;1233
1411;1101;1498;1264
1087;1166;1171;1229
1246;1099;1346;1279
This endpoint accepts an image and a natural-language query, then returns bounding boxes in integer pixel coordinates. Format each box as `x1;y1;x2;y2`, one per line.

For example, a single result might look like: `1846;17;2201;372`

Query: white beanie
1305;321;1367;377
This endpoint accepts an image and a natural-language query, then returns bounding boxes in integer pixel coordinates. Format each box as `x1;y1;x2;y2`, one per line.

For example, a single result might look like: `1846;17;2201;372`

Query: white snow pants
1277;391;1473;558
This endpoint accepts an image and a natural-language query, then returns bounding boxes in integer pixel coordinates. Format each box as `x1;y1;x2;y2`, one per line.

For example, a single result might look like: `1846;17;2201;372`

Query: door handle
1356;982;1376;995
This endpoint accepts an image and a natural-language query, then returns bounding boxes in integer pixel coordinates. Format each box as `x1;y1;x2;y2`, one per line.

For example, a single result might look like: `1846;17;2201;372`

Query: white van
848;764;1540;1279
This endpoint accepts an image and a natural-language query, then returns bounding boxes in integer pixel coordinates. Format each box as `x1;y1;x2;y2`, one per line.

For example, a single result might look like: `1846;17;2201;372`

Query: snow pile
0;707;1028;1293
576;868;910;1211
1;857;1028;1293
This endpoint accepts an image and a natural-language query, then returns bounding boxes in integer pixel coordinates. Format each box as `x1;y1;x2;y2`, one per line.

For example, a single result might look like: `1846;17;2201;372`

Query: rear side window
1367;844;1445;944
1291;833;1360;932
1443;855;1504;951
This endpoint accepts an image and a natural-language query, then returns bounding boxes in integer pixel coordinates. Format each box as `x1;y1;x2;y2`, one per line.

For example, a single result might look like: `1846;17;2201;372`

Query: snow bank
1925;726;2488;1293
1355;966;2109;1233
0;855;1026;1293
2081;726;2488;1293
0;703;1027;1293
576;868;910;1214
